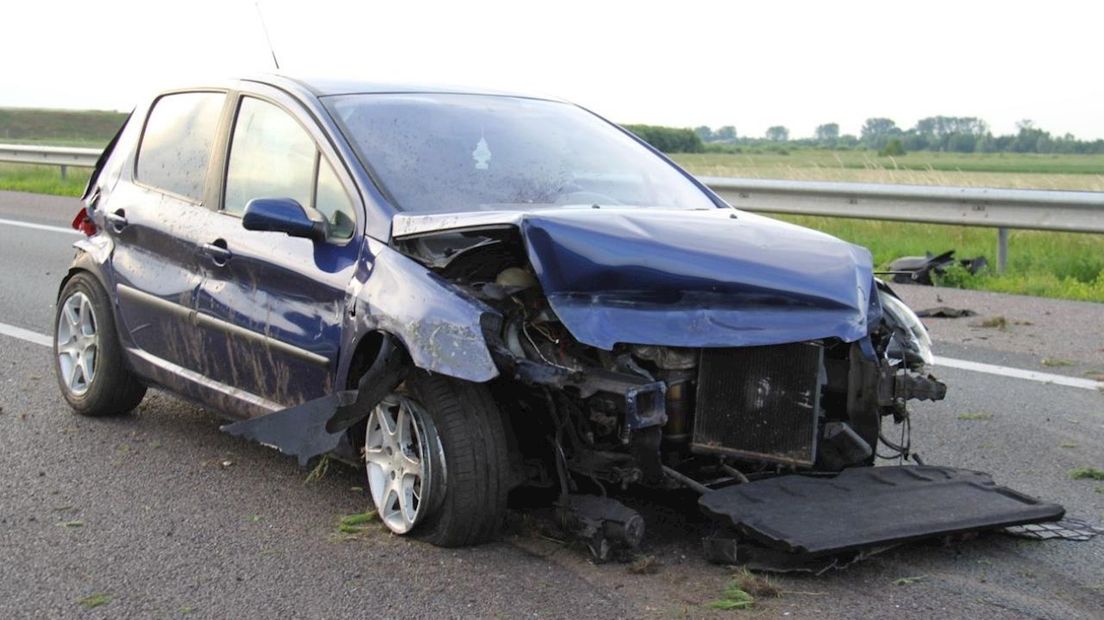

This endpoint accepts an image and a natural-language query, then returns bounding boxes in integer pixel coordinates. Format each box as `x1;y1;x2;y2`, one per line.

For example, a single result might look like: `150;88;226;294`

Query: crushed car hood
393;207;878;350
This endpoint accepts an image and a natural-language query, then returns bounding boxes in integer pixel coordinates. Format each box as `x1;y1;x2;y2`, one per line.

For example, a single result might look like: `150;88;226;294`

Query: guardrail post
997;227;1008;273
60;165;67;180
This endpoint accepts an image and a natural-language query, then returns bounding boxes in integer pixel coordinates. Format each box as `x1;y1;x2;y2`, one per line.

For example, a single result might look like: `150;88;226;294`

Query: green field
0;163;90;196
0;107;117;196
0;107;125;147
672;151;1104;191
0;107;1101;302
774;216;1104;301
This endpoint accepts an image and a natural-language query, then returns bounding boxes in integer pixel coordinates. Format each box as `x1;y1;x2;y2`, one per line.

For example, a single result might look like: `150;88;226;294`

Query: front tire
363;372;509;547
53;272;146;416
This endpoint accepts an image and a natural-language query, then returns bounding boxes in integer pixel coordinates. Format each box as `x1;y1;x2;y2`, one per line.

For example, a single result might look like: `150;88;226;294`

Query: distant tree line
631;117;1104;155
621;124;704;153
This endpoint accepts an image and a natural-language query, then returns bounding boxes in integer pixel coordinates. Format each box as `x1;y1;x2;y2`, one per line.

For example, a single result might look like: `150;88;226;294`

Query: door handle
105;210;128;232
202;239;232;266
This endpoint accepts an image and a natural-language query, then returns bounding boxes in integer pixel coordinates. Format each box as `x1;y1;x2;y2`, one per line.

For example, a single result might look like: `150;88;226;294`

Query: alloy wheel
56;291;98;396
364;395;442;534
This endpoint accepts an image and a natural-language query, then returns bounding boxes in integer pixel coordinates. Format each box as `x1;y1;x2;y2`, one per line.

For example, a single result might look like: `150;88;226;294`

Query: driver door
193;92;362;410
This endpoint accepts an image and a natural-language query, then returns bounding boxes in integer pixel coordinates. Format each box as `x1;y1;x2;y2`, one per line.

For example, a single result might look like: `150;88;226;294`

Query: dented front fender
348;240;500;383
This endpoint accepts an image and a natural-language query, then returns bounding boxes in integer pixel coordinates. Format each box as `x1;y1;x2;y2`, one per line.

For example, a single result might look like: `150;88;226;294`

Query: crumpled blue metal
395;206;879;350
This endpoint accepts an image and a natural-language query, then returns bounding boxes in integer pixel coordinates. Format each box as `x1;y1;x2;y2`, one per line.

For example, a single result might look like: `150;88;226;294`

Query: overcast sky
3;0;1101;139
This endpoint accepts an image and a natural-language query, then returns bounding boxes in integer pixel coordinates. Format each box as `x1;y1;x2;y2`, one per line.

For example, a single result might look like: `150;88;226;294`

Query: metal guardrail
3;144;1103;270
0;143;100;179
704;177;1104;271
703;177;1104;234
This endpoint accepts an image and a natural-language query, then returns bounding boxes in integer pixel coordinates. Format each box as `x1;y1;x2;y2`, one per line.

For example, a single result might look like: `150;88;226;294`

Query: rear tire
53;272;146;416
363;371;510;547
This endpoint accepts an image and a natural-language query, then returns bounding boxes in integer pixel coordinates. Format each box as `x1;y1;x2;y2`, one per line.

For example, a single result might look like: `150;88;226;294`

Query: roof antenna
255;1;280;70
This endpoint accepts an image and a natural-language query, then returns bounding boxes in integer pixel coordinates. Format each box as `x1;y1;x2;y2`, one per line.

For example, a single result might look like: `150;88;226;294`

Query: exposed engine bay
398;225;945;477
391;223;969;563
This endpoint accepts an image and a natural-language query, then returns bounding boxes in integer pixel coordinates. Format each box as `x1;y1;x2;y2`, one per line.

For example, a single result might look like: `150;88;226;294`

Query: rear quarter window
136;92;225;202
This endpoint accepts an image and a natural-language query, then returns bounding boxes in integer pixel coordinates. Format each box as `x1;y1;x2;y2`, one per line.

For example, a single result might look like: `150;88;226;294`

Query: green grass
706;569;780;610
1068;467;1104;481
0;107;117;196
674;150;1104;185
78;593;111;609
707;584;755;610
304;455;332;484
334;511;378;537
0;107;124;146
0;163;89;197
768;215;1104;302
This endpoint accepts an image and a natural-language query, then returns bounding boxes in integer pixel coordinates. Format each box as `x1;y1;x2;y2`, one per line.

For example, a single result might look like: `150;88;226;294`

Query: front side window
224;97;315;216
315;158;356;238
137;92;225;202
324;93;718;214
224;97;356;239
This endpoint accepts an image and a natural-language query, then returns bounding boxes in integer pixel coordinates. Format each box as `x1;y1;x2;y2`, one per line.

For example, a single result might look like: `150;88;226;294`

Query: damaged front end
391;209;947;479
385;207;1051;565
227;205;1063;567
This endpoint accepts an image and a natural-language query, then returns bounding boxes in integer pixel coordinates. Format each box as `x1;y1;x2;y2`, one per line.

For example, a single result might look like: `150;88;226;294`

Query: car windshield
324;93;717;213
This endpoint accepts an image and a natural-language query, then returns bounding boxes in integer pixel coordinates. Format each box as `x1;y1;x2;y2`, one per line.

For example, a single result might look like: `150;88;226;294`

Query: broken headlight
878;288;933;371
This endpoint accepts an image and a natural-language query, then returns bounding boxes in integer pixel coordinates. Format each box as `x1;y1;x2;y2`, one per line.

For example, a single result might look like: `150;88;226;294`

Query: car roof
243;73;564;103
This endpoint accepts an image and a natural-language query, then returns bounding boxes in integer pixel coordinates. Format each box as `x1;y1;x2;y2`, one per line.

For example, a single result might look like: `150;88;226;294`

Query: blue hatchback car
56;74;1011;560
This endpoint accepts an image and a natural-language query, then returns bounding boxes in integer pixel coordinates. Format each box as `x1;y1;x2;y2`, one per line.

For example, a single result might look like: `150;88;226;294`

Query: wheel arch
346;244;502;384
57;241;113;303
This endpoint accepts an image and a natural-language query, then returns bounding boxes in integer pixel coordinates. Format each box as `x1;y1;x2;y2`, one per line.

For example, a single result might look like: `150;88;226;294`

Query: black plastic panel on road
700;465;1064;556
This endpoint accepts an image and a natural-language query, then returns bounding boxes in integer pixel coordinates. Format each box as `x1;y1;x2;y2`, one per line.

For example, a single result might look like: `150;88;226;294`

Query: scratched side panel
193;214;356;410
106;182;212;373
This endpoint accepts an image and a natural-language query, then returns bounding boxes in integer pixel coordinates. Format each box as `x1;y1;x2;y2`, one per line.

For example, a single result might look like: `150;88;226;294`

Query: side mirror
242;198;327;242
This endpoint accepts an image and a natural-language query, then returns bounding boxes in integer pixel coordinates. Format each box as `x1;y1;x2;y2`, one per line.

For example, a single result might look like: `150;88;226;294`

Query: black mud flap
700;466;1064;570
221;391;356;466
221;334;411;466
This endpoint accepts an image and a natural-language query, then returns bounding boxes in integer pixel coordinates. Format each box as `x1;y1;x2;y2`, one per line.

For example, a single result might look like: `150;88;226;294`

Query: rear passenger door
193;92;362;408
108;91;227;373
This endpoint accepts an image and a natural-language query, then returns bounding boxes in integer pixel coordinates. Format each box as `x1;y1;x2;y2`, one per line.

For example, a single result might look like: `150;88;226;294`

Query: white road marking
0;319;1100;392
935;356;1103;391
0;322;52;347
0;217;79;235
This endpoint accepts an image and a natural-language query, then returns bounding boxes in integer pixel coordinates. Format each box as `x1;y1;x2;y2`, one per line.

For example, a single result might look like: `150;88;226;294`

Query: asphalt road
1;190;1101;619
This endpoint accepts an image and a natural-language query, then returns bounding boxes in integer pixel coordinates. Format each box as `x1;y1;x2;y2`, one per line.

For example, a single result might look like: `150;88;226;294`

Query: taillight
71;208;97;237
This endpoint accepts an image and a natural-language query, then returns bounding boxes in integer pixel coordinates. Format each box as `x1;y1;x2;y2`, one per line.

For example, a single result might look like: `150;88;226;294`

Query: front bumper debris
699;466;1064;571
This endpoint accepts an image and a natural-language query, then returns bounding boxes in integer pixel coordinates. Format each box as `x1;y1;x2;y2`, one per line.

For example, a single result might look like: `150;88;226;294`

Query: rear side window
137;92;224;202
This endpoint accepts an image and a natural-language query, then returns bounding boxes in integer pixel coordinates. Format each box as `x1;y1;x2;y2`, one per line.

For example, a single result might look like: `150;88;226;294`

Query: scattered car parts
887;250;989;285
698;466;1064;571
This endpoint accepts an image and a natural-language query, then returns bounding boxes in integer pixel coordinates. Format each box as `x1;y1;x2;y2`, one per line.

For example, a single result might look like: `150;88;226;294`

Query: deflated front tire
363;372;510;546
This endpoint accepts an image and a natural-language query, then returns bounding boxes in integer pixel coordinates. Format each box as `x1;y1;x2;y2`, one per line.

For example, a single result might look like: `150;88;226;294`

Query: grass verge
0;163;89;197
772;216;1104;302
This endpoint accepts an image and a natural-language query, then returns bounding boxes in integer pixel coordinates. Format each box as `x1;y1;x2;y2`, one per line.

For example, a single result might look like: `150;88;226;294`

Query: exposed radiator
692;343;823;466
